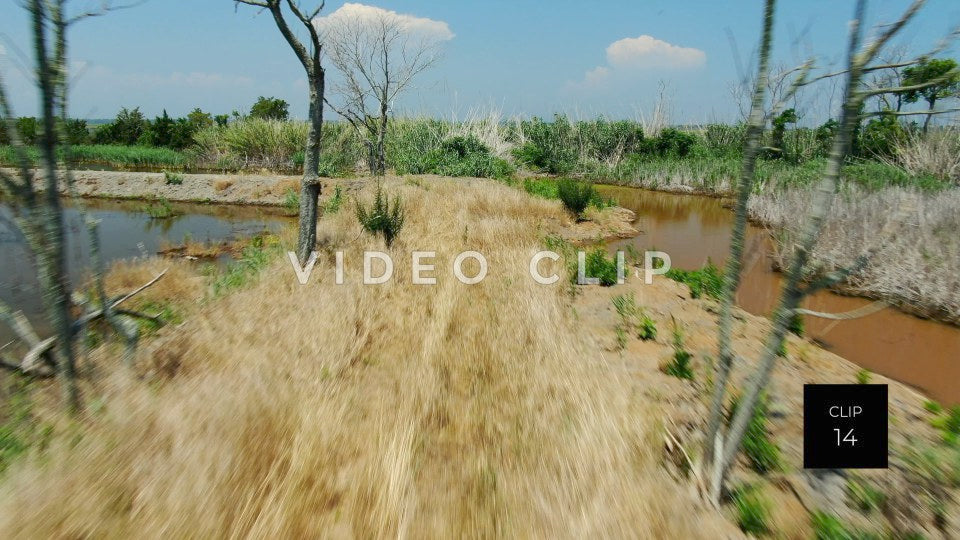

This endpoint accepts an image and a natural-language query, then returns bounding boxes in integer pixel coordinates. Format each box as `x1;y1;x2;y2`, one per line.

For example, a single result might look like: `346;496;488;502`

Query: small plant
212;234;280;295
663;319;694;379
612;293;657;344
846;478;885;512
324;184;344;214
615;325;628;351
731;484;771;535
163;170;183;185
142;198;177;219
855;369;872;385
665;260;724;300
930;405;960;445
788;312;805;336
924;400;943;414
356;182;405;247
282;188;300;216
728;393;782;473
580;248;619;286
811;511;879;540
556;178;596;219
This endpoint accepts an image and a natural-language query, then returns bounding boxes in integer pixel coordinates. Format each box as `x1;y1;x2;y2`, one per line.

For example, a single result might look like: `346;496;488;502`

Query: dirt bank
574;267;958;538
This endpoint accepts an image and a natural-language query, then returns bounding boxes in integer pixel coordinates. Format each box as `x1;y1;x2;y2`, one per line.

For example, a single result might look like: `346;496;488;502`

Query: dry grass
886;129;960;184
0;178;733;538
751;186;960;323
214;178;234;192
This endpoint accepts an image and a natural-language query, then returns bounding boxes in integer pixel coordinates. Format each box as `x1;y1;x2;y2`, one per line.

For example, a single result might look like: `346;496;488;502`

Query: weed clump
579;248;619;286
846;478;885;512
730;484;771;535
557;178;596;219
163;170;184;185
611;292;657;347
142;198;178;219
665;260;724;300
728;393;782;473
356;183;405;247
663;320;693;379
282;188;300;216
855;369;872;385
324;185;344;215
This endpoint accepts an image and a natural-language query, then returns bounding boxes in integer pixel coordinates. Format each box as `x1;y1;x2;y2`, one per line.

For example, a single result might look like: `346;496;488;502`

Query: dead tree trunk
237;0;326;263
702;0;776;469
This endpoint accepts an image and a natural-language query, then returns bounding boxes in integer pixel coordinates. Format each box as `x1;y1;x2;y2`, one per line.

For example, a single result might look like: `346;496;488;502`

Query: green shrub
859;114;907;159
664;322;694;380
557;178;596;218
665;260;724;300
142;198;178;219
728;394;781;473
731;484;771;535
164;170;184;185
646;127;698;157
788;313;805;336
356;183;405;247
855;369;872;385
931;406;960;445
811;511;880;540
324;185;344;215
924;400;943;414
282;188;300;216
394;134;513;179
612;292;657;342
249;96;289;121
580;248;618;286
213;235;279;295
846;478;885;512
512;114;579;174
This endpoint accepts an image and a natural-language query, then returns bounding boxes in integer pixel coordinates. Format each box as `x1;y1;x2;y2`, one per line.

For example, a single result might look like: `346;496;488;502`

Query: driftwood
0;270;167;377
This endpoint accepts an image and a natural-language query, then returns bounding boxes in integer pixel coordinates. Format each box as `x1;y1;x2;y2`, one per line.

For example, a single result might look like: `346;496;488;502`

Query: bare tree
235;0;326;263
702;0;956;503
318;5;447;175
0;0;153;411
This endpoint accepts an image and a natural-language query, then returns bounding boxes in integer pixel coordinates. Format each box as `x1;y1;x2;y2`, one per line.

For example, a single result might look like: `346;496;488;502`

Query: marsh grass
0;178;734;537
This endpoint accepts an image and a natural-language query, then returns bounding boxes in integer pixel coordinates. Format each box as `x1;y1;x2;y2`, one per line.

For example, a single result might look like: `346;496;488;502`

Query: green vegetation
846;478;885;512
811;511;880;540
666;260;724;300
356;183;406;247
924;400;943;414
730;484;771;535
249;96;290;121
580;248;619;286
141;198;178;219
855;369;872;385
392;133;513;179
728;393;781;473
212;235;280;295
164;170;184;185
663;321;694;380
929;405;960;445
556;178;596;219
324;185;344;215
611;292;657;344
282;188;300;216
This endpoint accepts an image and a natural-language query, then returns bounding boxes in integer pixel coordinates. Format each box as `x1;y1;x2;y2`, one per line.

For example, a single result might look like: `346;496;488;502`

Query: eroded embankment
0;178;735;538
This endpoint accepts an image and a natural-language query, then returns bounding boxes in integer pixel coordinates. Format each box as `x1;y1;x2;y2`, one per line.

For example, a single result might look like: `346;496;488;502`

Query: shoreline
5;167;957;327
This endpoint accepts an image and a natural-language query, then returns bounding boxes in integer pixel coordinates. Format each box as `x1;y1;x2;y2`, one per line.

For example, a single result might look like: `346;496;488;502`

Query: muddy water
0;198;292;344
598;185;960;405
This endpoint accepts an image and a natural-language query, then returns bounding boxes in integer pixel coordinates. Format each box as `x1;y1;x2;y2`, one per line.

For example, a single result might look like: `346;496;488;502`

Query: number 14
835;428;858;446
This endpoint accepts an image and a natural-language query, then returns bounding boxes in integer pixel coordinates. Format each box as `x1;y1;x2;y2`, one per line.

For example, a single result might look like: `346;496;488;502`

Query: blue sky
1;0;958;124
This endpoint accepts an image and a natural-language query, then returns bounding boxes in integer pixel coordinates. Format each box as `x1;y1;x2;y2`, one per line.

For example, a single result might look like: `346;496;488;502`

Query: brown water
0;198;292;345
599;185;960;405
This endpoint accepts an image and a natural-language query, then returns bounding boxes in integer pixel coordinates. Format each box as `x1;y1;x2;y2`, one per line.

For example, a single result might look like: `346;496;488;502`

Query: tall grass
0;179;733;537
0;144;188;168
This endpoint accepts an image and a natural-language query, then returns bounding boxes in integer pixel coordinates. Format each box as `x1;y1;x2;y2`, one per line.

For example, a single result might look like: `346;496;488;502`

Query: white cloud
314;3;454;41
605;36;705;70
572;35;705;90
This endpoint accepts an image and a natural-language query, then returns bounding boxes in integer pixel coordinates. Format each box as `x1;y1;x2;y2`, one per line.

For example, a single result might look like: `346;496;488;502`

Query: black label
803;384;888;469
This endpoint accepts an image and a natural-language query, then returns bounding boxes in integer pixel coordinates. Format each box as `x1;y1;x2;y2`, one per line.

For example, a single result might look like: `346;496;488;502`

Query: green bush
164;170;184;185
249;96;290;121
728;394;781;473
356;183;405;247
324;185;344;215
855;369;872;385
646;128;698;157
556;178;596;218
611;293;657;342
811;511;880;540
580;248;619;286
282;188;300;216
213;235;280;295
931;406;960;445
859;114;907;158
141;198;178;219
664;323;694;379
665;260;724;300
15;117;38;145
731;484;771;535
512;114;579;174
394;134;513;179
846;478;885;512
